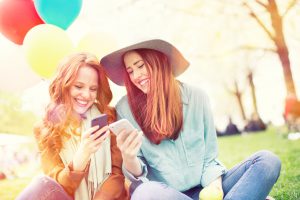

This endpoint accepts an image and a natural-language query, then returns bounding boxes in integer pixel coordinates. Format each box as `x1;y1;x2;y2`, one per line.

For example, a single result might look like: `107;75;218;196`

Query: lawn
218;127;300;200
0;126;299;200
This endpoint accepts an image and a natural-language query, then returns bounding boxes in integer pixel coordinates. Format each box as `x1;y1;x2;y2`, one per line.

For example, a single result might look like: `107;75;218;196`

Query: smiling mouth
139;79;149;86
75;99;89;106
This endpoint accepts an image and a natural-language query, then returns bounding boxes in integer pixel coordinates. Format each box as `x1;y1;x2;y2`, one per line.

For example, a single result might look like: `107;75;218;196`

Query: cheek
91;91;97;100
142;68;149;75
129;74;135;83
69;88;76;97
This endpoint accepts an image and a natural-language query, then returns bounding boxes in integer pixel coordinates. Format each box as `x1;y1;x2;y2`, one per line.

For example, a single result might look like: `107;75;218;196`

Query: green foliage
0;91;38;135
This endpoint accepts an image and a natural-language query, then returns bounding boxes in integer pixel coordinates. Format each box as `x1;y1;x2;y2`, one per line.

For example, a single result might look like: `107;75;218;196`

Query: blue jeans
16;176;72;200
130;150;281;200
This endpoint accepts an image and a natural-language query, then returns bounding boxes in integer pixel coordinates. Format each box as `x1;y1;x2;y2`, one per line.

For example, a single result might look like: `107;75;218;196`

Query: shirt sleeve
121;153;149;183
200;92;226;187
116;101;149;183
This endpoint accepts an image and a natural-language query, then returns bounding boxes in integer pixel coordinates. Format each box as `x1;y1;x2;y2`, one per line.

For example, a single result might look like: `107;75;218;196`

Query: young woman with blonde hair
101;39;281;200
17;52;129;200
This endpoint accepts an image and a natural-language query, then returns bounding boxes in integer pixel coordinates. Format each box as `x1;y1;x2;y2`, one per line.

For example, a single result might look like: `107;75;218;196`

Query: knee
32;176;59;189
256;150;281;181
131;181;166;200
17;176;71;200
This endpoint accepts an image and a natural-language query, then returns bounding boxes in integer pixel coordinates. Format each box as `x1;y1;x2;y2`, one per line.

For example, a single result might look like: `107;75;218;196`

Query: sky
1;0;300;129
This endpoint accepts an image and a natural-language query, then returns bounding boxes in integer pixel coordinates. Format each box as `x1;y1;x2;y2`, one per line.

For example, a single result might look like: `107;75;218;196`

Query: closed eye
90;87;98;92
138;63;144;68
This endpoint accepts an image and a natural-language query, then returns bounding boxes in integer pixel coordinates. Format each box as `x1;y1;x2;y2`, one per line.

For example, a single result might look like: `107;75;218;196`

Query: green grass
0;126;299;199
218;127;300;200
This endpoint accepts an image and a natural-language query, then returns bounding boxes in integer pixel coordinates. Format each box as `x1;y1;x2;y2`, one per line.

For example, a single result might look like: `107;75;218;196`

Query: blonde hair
124;49;182;144
37;52;115;156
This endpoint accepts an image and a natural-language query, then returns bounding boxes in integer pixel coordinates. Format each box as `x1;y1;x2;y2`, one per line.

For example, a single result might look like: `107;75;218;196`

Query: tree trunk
234;81;247;120
248;71;259;115
269;0;297;96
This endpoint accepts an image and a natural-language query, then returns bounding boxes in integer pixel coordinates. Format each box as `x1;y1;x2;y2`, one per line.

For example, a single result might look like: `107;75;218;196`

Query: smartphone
109;119;135;136
91;114;108;138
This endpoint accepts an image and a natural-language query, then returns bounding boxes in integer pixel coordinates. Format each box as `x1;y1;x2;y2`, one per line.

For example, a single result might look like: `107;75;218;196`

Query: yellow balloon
23;24;73;78
77;32;117;59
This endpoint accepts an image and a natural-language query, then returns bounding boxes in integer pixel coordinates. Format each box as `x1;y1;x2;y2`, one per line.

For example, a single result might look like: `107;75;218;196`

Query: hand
116;129;142;162
73;125;110;171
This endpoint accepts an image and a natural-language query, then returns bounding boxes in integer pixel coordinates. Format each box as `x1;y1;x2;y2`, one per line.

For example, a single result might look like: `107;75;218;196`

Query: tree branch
255;0;268;9
282;0;298;17
243;2;275;41
238;45;277;53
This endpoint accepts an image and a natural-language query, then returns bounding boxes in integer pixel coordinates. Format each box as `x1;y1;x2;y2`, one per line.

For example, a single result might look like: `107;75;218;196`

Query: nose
81;88;91;99
133;70;142;80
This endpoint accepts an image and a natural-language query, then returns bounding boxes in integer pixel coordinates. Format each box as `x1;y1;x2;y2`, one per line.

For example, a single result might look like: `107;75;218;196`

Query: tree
244;0;299;98
226;80;247;120
0;91;37;135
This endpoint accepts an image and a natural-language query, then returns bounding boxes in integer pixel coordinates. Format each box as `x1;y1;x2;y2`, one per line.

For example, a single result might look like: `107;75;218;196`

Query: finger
131;139;142;153
94;130;110;146
82;126;100;138
117;129;131;141
90;125;109;140
92;133;110;151
121;130;139;149
116;129;131;146
128;132;142;150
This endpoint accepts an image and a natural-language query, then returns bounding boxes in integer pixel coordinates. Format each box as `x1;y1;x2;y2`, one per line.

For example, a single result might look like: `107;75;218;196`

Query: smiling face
69;65;98;115
123;51;150;94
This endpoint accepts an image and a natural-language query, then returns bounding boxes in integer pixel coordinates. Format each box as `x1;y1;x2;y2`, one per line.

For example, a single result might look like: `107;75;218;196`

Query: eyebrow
126;60;143;69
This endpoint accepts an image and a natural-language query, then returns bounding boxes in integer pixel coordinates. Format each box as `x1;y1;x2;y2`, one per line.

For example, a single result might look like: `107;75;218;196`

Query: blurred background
0;0;299;199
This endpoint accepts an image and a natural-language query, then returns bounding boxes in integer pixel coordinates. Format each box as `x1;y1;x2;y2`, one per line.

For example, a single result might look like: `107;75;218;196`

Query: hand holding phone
109;119;135;136
91;114;108;139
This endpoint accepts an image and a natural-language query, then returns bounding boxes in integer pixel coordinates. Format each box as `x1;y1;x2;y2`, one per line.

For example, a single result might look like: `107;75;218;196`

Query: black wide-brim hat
100;39;189;86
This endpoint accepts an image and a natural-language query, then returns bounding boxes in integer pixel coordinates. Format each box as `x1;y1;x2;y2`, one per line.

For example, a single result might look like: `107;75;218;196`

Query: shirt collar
179;82;189;105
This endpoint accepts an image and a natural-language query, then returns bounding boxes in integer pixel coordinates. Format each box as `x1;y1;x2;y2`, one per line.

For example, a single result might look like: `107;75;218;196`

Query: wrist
73;148;91;171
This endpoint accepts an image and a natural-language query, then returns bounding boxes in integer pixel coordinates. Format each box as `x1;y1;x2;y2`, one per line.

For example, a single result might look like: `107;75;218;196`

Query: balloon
23;24;73;78
77;32;117;59
34;0;82;30
0;0;44;45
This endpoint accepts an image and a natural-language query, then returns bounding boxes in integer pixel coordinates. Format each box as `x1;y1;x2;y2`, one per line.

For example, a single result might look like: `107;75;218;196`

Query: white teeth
76;99;88;105
140;79;148;86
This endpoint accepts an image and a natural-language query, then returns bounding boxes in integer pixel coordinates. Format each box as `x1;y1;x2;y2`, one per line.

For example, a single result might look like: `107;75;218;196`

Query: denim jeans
16;176;72;200
130;150;281;200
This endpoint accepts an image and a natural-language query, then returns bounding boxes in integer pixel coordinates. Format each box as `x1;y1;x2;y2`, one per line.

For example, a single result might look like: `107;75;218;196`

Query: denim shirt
116;82;226;192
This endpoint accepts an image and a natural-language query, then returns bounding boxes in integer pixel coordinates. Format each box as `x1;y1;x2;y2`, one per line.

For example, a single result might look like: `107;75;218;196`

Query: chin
74;107;88;115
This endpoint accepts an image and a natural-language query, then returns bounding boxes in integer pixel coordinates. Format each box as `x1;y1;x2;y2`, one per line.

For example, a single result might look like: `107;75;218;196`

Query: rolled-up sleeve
122;153;149;183
200;93;226;187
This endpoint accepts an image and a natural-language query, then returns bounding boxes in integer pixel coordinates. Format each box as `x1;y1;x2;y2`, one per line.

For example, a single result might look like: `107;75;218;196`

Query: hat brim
100;39;189;86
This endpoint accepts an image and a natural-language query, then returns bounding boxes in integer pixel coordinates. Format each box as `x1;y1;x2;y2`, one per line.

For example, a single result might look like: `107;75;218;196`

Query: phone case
91;114;108;130
109;119;135;135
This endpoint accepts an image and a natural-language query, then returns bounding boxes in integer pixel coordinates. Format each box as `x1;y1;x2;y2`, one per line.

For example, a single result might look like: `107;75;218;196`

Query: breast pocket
180;127;205;166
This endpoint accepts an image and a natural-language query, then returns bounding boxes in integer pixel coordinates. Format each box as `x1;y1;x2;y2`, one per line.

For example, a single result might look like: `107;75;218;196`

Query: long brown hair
124;49;183;144
37;52;115;156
